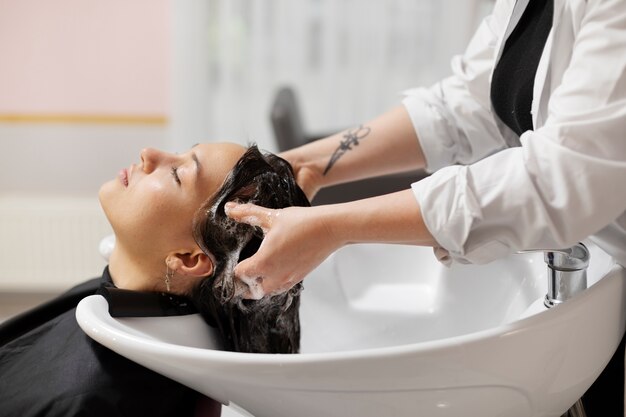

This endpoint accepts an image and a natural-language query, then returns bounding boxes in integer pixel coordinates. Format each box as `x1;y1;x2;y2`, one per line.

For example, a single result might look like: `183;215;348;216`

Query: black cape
0;268;201;417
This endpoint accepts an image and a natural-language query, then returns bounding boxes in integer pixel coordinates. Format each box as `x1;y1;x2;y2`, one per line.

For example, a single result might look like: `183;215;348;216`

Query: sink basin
76;241;626;417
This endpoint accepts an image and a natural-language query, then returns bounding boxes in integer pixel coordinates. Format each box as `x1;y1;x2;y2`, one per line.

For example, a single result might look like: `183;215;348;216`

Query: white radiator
0;196;112;292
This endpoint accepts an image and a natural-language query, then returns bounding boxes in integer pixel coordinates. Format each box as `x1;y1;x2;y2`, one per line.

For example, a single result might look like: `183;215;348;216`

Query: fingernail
224;202;236;213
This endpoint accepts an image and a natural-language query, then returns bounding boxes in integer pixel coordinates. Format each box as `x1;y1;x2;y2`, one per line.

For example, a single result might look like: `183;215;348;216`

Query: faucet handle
517;242;590;270
543;243;590;271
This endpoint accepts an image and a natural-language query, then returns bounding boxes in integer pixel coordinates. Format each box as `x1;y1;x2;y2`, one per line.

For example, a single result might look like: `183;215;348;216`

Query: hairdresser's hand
279;150;324;200
225;202;341;298
293;164;323;201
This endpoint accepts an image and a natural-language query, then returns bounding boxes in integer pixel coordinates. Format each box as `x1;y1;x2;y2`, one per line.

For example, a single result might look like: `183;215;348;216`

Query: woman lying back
0;143;309;417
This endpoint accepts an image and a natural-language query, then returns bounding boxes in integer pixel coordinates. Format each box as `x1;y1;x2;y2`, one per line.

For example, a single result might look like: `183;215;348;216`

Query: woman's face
99;143;246;261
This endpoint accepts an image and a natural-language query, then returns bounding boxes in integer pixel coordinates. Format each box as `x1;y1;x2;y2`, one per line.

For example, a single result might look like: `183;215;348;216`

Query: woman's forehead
194;142;246;168
193;142;246;190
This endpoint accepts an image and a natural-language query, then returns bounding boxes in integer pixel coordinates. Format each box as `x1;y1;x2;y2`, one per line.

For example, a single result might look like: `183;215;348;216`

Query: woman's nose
140;148;165;173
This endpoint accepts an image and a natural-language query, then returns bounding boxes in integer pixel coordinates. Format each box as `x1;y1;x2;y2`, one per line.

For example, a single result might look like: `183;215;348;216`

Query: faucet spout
544;242;590;308
518;242;590;308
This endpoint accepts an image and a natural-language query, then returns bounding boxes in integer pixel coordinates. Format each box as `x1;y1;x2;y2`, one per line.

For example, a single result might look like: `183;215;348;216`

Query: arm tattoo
323;125;371;176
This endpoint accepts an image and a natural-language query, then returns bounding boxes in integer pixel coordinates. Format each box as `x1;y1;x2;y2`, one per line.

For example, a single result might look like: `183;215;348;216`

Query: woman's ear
167;249;214;278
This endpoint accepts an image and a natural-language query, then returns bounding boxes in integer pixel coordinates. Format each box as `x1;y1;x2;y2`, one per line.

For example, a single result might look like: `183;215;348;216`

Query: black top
0;268;203;417
491;0;554;136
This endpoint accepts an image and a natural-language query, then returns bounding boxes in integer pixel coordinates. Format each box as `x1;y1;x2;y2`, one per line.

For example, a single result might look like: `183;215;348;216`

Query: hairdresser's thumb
233;258;267;300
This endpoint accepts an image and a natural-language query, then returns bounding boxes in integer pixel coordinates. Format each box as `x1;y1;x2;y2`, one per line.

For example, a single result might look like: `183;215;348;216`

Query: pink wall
0;0;169;116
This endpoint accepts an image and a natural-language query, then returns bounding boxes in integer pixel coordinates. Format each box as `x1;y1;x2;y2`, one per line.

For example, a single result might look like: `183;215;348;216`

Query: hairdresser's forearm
318;189;437;247
281;105;426;193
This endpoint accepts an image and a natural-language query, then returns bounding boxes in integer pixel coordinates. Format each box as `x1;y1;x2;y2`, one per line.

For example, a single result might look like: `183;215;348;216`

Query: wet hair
191;145;310;353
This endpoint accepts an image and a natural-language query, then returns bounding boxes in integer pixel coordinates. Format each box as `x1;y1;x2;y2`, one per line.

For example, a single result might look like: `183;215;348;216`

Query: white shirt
403;0;626;266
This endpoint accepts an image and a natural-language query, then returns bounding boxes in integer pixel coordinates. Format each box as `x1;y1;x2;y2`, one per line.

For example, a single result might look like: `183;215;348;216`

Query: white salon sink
76;241;626;417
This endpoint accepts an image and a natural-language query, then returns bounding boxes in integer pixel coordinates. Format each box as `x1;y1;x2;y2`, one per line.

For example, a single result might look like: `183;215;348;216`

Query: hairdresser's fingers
225;202;277;234
231;204;343;299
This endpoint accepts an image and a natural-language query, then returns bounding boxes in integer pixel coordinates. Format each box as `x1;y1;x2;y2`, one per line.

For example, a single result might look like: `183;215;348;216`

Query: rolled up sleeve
412;0;626;265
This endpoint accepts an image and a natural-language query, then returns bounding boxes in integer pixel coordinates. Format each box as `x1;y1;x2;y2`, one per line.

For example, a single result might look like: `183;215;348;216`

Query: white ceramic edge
76;263;625;366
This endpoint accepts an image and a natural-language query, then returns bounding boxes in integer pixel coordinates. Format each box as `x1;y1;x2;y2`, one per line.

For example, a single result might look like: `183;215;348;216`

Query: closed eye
170;166;182;185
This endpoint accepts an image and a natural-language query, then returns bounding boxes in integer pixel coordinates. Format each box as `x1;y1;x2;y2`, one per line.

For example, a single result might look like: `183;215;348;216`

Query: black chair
270;86;427;205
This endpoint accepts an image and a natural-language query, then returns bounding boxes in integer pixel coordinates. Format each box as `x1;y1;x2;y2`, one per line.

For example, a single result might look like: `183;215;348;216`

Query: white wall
0;0;171;196
170;0;495;152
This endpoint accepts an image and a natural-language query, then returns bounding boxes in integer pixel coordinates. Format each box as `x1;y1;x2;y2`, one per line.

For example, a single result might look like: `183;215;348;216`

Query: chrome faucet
543;242;590;308
519;242;590;308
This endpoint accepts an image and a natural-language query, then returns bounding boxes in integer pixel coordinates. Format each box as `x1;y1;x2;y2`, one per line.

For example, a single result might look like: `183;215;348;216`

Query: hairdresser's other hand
278;150;323;200
225;201;340;298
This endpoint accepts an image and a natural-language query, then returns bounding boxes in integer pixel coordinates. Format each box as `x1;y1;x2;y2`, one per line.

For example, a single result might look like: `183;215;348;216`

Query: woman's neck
107;246;163;292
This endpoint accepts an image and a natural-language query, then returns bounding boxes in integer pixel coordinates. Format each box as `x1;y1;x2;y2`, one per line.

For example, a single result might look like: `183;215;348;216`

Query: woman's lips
119;168;129;187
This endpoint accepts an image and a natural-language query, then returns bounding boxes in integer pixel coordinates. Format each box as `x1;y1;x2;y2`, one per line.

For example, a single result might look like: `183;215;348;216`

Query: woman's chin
98;180;119;223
